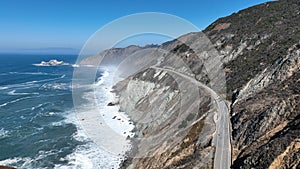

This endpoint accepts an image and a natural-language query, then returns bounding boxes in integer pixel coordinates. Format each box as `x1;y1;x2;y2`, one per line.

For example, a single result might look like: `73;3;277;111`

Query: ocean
0;54;133;169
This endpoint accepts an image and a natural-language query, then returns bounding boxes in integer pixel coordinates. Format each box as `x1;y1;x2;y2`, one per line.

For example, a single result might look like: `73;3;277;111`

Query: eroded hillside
81;0;300;168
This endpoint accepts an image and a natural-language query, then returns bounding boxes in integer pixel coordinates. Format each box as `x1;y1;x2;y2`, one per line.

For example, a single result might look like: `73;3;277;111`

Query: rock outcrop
34;59;66;66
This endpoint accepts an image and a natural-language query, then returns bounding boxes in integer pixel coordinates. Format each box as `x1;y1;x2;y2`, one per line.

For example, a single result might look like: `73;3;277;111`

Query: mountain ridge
81;0;299;168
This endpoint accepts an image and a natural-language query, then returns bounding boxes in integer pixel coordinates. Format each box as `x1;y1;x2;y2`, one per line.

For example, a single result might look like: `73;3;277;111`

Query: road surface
152;66;231;169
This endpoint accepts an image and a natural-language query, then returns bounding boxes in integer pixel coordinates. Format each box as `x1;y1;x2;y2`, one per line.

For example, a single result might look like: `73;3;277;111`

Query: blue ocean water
0;54;112;168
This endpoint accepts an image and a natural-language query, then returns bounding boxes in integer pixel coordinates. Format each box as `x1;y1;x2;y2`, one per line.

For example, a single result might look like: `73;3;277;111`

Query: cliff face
114;68;217;169
82;0;300;168
202;0;300;168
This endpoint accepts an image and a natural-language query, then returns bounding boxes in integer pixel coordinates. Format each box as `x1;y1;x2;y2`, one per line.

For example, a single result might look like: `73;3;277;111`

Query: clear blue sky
0;0;271;52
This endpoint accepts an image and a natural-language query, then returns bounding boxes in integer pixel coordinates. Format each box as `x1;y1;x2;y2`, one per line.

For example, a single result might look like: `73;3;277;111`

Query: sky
0;0;271;54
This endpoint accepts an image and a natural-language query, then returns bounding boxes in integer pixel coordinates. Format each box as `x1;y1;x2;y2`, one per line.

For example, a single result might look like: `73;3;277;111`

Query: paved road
152;66;231;169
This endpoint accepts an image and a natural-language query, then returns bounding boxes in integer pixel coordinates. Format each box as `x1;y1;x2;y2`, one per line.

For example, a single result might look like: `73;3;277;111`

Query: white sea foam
51;121;65;127
14;102;49;113
0;96;32;108
94;67;135;138
93;78;104;87
54;143;122;169
93;70;109;87
80;64;95;67
0;128;9;138
9;72;55;75
0;71;58;77
40;82;70;90
51;108;126;169
7;90;39;96
72;64;80;68
1;75;66;90
0;157;40;169
61;66;134;169
0;151;61;169
14;107;32;113
0;157;22;167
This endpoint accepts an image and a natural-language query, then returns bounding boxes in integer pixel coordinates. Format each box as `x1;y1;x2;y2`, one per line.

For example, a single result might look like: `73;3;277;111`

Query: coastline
109;87;138;169
74;66;135;168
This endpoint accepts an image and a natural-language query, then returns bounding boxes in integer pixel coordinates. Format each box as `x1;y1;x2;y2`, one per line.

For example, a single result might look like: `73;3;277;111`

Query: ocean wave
14;104;45;113
15;72;54;75
0;150;60;169
0;83;39;90
25;75;66;84
93;70;109;87
102;70;109;78
53;143;124;169
37;93;69;98
15;72;51;75
77;64;95;68
40;82;70;91
71;84;93;90
0;157;40;169
7;90;39;96
0;128;9;138
93;78;104;87
14;107;32;113
0;157;23;167
32;103;47;111
53;112;124;169
0;96;32;108
0;75;66;90
50;121;65;127
72;64;80;68
0;72;59;76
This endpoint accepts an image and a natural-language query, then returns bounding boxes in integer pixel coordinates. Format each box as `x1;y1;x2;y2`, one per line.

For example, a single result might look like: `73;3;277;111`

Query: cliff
82;0;300;168
115;68;217;169
203;0;300;168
